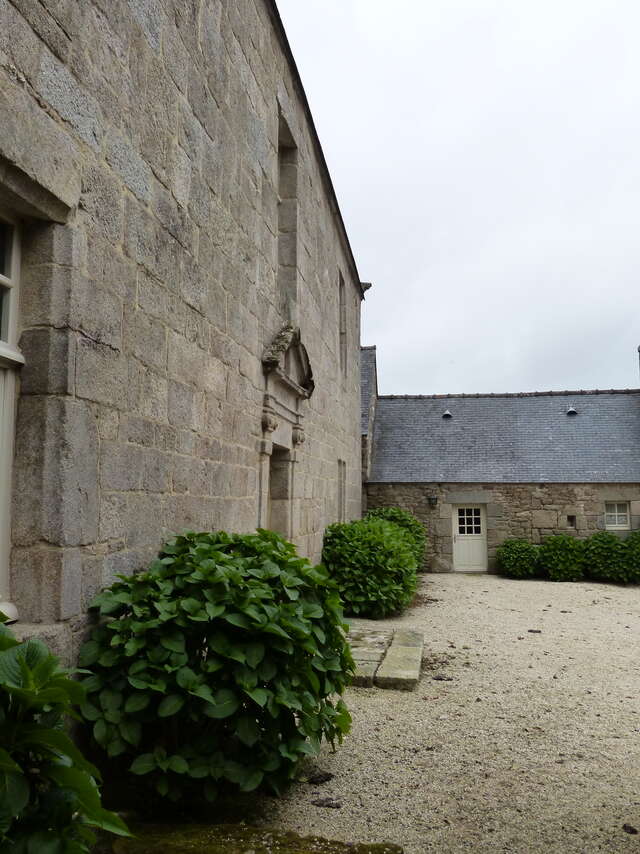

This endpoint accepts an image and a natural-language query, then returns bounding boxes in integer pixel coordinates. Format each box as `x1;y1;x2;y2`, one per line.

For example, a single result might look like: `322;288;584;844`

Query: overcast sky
276;0;640;395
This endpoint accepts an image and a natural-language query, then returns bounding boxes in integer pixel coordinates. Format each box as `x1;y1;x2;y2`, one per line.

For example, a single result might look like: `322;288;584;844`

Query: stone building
362;348;640;572
0;0;367;659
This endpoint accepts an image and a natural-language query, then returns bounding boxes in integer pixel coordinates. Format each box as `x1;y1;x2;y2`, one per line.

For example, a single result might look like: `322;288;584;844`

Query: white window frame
604;502;630;531
0;211;23;622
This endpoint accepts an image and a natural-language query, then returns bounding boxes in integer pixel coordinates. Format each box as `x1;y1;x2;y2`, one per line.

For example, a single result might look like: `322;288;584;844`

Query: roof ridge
378;389;640;400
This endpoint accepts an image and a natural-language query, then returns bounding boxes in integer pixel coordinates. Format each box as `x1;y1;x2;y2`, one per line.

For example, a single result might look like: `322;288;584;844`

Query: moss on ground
106;824;402;854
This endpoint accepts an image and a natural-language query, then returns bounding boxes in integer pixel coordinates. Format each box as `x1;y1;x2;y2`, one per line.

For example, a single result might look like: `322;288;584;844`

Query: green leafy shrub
365;506;427;569
624;531;640;583
495;539;540;579
322;518;417;618
539;534;585;582
583;531;631;584
79;530;353;811
0;614;129;852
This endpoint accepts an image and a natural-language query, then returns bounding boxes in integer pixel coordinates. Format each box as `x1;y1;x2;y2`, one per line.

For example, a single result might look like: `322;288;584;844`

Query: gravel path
259;573;640;853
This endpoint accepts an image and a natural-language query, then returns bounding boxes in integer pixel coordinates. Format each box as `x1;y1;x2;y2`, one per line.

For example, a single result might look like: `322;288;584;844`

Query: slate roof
369;390;640;483
360;346;378;435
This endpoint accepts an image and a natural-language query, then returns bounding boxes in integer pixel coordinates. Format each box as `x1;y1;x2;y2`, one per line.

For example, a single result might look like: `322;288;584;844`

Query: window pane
0;223;12;278
0;286;8;342
474;525;481;534
605;514;617;525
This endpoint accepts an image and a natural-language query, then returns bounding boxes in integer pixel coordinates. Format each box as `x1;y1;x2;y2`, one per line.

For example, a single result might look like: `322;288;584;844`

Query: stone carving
262;412;278;433
262;325;315;397
292;426;305;446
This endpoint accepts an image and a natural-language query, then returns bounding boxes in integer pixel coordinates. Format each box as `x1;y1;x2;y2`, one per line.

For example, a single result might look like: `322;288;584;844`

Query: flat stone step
374;630;424;691
347;623;423;690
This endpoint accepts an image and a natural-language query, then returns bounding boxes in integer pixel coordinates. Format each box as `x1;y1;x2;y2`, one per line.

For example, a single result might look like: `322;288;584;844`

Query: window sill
0;342;24;368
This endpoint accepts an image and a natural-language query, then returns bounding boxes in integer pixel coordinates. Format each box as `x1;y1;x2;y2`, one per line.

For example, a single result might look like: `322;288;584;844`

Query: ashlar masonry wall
366;483;640;572
2;0;363;659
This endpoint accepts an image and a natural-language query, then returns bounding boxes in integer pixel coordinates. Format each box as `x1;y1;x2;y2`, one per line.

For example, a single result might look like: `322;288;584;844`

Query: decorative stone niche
258;325;314;539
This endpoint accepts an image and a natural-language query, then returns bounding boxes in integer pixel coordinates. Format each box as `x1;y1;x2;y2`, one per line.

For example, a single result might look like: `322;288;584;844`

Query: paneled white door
452;506;487;571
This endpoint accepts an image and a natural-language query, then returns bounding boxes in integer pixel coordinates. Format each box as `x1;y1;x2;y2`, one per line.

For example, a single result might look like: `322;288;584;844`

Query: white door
452;506;487;571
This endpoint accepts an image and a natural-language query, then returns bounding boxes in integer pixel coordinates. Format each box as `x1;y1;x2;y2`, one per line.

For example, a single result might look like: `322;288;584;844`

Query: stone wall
2;0;363;658
366;483;640;572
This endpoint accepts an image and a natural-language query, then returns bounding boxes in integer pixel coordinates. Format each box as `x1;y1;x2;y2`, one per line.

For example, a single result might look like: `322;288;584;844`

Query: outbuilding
362;348;640;572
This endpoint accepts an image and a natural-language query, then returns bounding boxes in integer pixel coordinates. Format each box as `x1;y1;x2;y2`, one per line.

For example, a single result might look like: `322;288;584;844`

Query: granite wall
1;0;363;658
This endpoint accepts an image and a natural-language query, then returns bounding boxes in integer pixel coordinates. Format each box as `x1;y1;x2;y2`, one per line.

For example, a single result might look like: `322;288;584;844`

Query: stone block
119;415;155;447
80;163;123;244
75;338;127;409
23;221;81;268
375;630;424;691
129;0;164;50
11;546;82;622
36;51;102;150
124;308;166;371
11;397;99;547
127;361;168;420
105;129;152;203
0;64;81;211
100;442;144;492
19;327;75;395
532;509;558;529
141;449;172;492
352;660;377;688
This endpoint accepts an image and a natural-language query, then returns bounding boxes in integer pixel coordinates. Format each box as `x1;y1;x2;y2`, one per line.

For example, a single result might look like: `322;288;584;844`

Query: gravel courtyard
260;573;640;853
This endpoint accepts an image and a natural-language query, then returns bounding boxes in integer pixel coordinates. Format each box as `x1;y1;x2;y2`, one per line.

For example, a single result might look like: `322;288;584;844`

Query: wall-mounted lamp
427;494;438;508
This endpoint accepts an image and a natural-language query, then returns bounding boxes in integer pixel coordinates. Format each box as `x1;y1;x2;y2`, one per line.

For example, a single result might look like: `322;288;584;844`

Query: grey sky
276;0;640;394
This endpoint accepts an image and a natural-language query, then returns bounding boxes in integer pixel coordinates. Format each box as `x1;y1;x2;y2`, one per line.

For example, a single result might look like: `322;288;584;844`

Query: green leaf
158;694;185;717
93;718;108;747
168;755;188;774
15;725;100;778
0;769;29;815
26;832;64;854
224;612;252;629
124;692;150;714
236;716;260;747
119;720;142;746
204;689;239;719
245;642;265;668
160;630;185;654
205;602;225;619
245;686;269;707
239;768;264;792
130;754;156;775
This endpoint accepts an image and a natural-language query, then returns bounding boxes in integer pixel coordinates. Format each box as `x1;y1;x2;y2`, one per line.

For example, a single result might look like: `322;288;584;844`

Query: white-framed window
604;502;630;530
0;211;23;621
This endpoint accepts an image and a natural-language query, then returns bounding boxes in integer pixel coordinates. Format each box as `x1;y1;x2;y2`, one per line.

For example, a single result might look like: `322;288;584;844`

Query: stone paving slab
374;630;424;691
347;622;423;690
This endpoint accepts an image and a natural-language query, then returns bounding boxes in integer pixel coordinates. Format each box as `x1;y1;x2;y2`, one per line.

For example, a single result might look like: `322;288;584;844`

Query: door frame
451;504;488;572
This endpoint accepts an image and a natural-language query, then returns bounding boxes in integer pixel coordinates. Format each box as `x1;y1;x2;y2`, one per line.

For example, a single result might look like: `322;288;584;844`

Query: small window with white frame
604;502;630;530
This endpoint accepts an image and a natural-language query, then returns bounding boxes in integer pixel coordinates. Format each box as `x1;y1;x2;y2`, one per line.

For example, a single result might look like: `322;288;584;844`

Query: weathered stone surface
374;630;423;691
0;63;81;210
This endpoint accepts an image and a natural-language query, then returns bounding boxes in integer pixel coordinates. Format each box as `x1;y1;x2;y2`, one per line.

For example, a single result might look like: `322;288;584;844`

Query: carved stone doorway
258;326;314;539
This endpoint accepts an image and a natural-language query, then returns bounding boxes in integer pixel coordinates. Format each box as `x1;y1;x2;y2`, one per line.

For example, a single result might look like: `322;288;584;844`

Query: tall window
277;114;298;317
0;213;23;618
337;459;346;522
338;272;347;380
